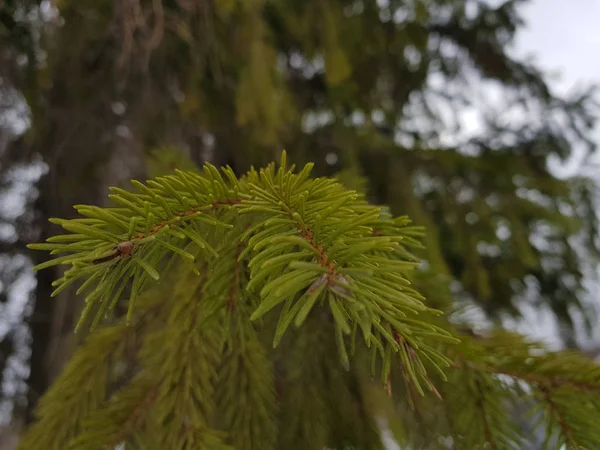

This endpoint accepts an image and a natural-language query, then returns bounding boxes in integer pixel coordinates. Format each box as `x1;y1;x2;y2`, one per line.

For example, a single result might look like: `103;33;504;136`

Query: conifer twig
475;377;497;450
491;368;600;393
16;152;600;449
129;197;240;242
104;386;159;450
539;383;577;449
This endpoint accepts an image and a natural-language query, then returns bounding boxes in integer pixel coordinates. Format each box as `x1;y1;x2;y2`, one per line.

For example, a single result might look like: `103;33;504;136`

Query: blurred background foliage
0;0;598;438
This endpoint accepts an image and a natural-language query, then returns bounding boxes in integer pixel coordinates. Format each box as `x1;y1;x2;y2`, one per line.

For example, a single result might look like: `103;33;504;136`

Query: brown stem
489;368;600;393
91;198;241;265
454;356;600;393
130;197;240;242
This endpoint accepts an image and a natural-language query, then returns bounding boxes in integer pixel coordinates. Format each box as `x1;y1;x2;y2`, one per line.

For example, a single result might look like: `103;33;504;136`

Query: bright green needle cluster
28;152;456;391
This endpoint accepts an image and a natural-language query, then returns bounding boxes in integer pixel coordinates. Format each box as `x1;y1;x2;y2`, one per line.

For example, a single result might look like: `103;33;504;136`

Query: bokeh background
1;0;600;447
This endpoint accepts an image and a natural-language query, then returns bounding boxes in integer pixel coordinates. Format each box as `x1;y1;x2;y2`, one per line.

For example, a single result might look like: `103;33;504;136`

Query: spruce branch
21;153;600;449
446;331;600;449
139;268;228;449
17;324;129;450
28;152;457;396
68;379;158;450
439;360;524;450
216;317;277;450
277;312;333;449
28;164;243;327
474;376;498;450
486;368;600;393
235;154;458;391
323;347;385;449
17;287;164;450
538;383;577;450
383;329;600;449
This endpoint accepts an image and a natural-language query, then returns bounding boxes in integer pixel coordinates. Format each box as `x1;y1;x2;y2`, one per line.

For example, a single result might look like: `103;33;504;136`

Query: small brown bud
117;241;134;256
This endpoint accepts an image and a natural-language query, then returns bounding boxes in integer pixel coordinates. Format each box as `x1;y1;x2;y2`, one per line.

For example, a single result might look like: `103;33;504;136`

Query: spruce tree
1;0;599;440
19;153;600;449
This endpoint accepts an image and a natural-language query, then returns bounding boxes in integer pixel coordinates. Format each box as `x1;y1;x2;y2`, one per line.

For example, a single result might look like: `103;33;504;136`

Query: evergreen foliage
2;0;600;425
21;154;600;449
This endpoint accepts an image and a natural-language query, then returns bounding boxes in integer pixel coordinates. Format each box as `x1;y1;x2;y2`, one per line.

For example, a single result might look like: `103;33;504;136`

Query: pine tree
19;153;600;449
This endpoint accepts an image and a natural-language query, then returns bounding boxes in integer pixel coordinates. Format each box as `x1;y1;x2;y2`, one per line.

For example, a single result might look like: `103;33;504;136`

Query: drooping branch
19;153;600;450
474;376;497;450
538;383;577;449
491;368;600;393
